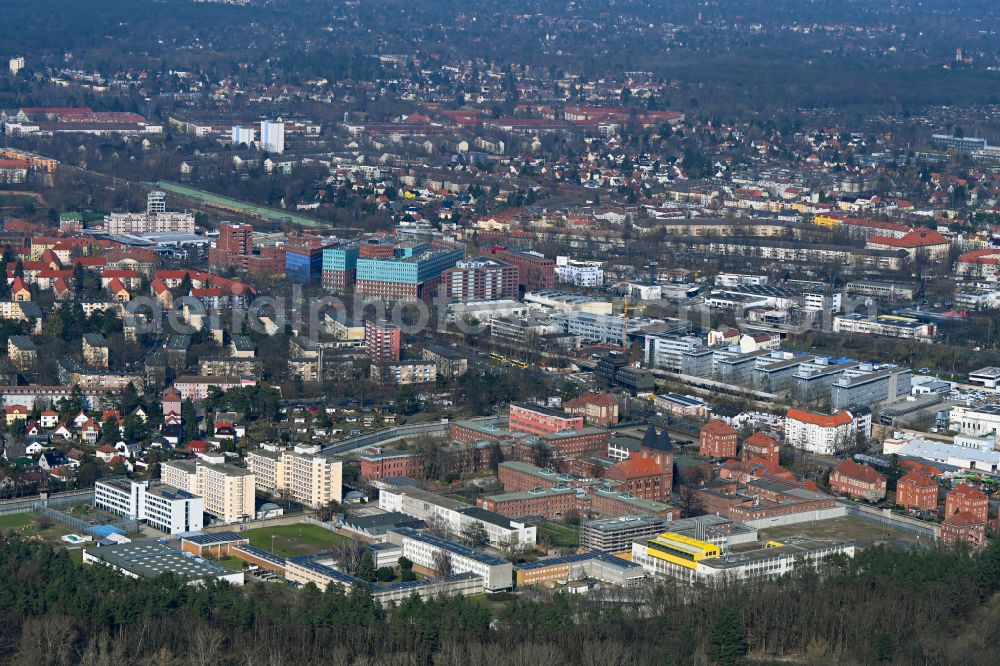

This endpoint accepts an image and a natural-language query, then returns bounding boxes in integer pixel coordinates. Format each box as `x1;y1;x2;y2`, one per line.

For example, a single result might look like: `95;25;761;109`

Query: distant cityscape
2;0;1000;663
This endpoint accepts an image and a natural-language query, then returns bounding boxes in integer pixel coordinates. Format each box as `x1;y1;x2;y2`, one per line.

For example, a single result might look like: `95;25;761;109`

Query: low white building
632;533;854;585
378;485;535;549
523;290;613;315
83;541;242;586
446;299;529;324
551;312;660;346
968;367;1000;391
654;392;710;419
833;314;935;341
884;433;1000;473
949;404;1000;445
715;273;769;288
555;257;604;287
385;527;513;591
627;282;662;301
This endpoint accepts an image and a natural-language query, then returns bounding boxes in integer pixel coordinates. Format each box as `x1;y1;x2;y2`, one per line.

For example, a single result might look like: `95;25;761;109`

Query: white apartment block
232;125;255;145
260;119;285;153
161;460;255;524
104;211;196;235
246;444;343;509
173;376;246;402
372;361;437;385
555;257;604;287
784;409;856;456
94;478;204;534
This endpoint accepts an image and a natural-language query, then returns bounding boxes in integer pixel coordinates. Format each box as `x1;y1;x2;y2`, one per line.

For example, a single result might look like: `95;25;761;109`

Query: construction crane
621;295;646;349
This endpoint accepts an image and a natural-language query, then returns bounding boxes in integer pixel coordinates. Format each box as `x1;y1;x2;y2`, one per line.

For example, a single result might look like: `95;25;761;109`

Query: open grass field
0;512;83;544
214;556;246;572
537;521;580;548
240;523;352;558
0;193;37;208
0;513;34;530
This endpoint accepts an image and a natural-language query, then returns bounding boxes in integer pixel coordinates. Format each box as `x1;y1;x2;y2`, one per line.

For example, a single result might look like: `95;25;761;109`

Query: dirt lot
752;517;927;549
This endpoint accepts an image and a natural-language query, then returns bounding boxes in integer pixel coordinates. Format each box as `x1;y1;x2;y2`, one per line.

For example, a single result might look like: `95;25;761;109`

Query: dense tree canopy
2;533;1000;664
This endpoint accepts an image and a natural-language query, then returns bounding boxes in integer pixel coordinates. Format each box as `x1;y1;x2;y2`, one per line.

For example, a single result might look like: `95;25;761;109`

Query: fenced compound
0;489;94;517
0;490;139;536
34;505;140;537
845;504;939;542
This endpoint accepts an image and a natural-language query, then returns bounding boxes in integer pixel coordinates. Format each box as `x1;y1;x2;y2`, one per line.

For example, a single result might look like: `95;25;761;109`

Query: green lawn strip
240;523;352;557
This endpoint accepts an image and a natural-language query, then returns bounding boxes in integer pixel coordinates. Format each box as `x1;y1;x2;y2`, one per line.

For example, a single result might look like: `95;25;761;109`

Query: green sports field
240;523;352;558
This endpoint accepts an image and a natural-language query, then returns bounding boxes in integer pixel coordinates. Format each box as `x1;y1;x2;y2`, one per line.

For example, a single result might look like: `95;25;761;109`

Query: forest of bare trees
2;533;1000;665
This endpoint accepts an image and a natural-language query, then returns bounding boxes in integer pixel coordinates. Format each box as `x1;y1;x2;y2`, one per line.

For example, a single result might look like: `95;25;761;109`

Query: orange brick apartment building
699;420;738;458
896;472;938;512
829;460;886;501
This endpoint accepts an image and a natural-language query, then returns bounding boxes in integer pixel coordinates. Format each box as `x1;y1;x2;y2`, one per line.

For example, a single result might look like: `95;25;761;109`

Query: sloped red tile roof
787;408;853;428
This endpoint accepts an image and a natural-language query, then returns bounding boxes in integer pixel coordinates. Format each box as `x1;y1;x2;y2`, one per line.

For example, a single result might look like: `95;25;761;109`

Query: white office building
644;333;703;373
551;312;659;346
142;486;204;534
260;119;285;154
802;291;842;313
94;478;204;534
555;257;604;287
833;314;935;341
968;367;1000;391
